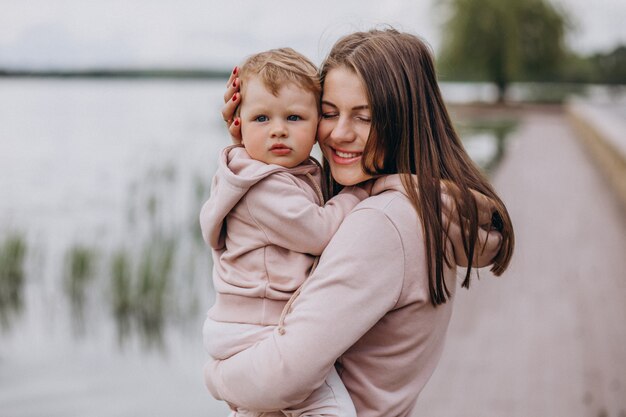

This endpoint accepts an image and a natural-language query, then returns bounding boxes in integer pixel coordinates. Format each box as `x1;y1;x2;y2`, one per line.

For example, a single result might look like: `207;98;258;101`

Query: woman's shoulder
352;188;419;227
337;190;424;269
335;189;432;305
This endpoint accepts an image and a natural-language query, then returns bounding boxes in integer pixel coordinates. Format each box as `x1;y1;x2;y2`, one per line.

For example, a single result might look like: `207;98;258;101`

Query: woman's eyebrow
321;101;369;111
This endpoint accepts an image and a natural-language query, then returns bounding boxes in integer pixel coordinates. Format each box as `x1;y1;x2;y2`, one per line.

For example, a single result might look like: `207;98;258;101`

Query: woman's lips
330;147;362;165
270;144;291;155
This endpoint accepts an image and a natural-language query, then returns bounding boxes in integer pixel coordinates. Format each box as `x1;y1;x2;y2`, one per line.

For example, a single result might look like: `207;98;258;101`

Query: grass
111;249;133;342
0;234;27;330
109;238;176;350
135;238;175;347
63;245;97;334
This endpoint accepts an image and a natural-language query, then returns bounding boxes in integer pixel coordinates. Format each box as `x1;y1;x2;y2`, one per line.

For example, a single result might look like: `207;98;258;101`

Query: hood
200;145;319;249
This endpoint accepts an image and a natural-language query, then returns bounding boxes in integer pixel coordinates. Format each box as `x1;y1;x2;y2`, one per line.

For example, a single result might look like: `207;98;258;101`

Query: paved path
414;110;626;417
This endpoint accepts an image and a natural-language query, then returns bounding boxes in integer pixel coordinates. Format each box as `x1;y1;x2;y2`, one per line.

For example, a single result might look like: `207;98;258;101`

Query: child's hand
440;180;494;227
222;67;243;144
440;179;502;267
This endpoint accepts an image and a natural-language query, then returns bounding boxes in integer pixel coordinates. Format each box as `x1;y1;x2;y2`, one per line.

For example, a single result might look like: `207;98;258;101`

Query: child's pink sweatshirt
199;145;368;326
204;174;502;416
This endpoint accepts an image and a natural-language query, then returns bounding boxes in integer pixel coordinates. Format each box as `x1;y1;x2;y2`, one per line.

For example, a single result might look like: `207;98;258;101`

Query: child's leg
281;366;356;417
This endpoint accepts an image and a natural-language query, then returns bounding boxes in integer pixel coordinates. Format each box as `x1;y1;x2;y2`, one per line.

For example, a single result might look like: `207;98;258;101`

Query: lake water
0;79;232;416
0;78;594;416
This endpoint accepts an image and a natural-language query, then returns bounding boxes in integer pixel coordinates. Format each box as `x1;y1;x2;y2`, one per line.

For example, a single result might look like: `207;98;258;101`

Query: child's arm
245;173;368;255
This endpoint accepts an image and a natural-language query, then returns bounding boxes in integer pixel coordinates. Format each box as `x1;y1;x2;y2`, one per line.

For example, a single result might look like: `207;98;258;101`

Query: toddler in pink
200;48;367;416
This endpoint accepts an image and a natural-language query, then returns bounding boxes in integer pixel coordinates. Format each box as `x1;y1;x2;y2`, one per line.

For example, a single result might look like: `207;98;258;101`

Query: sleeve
246;174;368;255
203;208;405;410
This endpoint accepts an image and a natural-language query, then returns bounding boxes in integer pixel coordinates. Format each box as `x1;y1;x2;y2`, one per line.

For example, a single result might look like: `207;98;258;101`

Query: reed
109;238;176;349
135;238;175;347
63;245;96;315
0;234;27;330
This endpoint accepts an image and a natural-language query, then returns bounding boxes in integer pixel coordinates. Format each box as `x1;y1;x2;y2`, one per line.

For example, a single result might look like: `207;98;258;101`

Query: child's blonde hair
239;48;321;108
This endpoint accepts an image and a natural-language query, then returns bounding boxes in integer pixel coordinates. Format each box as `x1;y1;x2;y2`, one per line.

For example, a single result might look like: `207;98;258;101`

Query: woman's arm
204;208;405;410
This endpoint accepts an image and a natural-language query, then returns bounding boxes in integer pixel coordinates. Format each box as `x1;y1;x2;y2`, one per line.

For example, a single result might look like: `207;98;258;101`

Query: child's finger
470;189;495;226
440;191;458;220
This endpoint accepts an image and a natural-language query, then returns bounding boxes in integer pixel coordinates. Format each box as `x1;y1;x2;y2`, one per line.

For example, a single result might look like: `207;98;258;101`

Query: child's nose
270;121;288;138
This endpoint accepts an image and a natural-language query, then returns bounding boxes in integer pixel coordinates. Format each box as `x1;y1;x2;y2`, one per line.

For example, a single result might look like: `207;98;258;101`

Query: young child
200;48;367;417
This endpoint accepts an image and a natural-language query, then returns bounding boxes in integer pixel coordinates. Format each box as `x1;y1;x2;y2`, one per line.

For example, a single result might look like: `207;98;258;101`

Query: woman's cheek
316;120;331;144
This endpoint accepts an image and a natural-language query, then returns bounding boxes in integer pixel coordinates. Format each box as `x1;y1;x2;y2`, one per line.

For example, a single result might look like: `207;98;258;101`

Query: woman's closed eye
321;112;338;119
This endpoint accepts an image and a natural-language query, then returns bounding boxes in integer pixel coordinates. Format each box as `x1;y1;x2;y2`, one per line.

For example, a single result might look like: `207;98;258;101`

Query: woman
206;28;514;416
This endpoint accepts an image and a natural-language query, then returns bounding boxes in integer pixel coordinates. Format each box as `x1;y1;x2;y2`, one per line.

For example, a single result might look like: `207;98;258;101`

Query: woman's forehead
322;67;368;106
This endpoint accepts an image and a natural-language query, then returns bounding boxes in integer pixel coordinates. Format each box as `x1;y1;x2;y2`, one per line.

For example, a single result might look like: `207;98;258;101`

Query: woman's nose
270;120;288;138
329;116;356;142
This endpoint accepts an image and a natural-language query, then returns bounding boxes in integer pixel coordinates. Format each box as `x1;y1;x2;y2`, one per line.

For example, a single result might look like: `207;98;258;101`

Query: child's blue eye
287;115;302;121
254;115;269;122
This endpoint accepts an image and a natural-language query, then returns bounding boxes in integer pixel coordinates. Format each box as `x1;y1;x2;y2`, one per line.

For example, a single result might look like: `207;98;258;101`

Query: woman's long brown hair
320;29;514;305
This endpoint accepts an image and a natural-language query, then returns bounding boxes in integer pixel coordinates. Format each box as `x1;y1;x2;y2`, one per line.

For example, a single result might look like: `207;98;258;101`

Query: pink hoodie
199;145;368;326
204;174;502;416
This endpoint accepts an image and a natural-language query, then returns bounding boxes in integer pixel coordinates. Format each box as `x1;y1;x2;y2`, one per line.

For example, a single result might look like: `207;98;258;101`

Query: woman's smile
328;146;363;165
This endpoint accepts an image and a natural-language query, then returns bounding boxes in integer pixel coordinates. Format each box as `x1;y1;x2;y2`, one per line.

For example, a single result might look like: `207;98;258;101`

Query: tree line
439;0;625;102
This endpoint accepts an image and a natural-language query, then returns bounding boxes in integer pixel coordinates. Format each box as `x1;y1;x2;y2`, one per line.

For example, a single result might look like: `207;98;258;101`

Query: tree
439;0;569;102
591;45;626;85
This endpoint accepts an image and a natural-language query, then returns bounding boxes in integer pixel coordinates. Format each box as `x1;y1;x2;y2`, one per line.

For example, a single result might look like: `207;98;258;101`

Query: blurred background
0;1;624;416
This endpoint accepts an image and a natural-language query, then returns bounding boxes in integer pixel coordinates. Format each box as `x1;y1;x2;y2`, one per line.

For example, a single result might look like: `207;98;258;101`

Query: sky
0;0;624;70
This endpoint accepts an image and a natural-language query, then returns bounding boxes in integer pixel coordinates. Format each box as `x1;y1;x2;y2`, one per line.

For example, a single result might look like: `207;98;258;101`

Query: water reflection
457;118;518;173
0;234;27;331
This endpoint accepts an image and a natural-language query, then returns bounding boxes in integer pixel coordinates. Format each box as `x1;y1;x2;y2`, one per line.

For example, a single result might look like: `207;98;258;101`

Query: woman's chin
331;168;372;187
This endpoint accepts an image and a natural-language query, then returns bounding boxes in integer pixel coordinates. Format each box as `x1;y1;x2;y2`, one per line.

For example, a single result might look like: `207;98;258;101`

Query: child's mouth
270;144;291;155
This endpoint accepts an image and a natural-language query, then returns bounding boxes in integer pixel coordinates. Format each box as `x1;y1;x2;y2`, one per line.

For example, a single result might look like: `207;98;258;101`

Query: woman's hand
222;67;242;144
